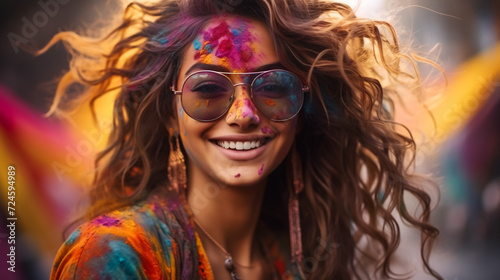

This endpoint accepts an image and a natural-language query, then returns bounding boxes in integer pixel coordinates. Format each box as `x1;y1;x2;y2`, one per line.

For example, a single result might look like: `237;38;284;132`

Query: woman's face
175;16;299;187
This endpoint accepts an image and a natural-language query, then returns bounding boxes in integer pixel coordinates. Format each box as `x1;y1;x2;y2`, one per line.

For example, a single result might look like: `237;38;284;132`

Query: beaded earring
167;133;187;195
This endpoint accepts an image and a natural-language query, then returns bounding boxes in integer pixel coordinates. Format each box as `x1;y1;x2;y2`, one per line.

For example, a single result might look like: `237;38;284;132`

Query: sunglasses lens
252;71;304;120
182;72;233;121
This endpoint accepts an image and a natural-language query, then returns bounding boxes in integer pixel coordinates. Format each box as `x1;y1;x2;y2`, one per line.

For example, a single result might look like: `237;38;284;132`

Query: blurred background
0;0;499;279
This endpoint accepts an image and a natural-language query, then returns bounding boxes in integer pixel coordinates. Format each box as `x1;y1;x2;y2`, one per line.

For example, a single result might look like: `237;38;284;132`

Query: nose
226;85;261;129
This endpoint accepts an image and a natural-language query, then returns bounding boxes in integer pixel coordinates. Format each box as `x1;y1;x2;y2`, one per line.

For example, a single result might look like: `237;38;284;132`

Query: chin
214;167;269;188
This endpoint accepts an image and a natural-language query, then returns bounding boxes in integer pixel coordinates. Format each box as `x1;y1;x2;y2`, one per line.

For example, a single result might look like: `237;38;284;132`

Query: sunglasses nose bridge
232;83;253;98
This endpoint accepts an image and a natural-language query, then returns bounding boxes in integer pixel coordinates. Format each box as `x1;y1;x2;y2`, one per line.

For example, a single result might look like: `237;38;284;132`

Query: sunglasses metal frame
171;69;309;122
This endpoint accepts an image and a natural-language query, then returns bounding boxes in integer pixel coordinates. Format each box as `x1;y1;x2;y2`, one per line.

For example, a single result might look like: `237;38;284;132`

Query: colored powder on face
193;19;258;70
206;21;230;42
228;98;260;123
206;99;210;106
195;101;201;107
194;41;214;61
200;53;213;64
219;57;230;69
193;39;202;50
178;106;184;118
235;173;241;178
216;38;233;57
261;127;269;134
238;44;254;63
177;105;187;138
65;228;81;245
265;99;276;106
258;164;264;175
231;28;241;36
92;215;121;227
203;43;213;54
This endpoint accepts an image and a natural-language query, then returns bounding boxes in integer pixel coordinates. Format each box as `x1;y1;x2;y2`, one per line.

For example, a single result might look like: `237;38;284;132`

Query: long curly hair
42;0;442;279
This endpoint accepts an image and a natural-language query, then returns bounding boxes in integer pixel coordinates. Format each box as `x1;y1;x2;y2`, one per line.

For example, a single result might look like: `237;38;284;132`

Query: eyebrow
184;62;285;76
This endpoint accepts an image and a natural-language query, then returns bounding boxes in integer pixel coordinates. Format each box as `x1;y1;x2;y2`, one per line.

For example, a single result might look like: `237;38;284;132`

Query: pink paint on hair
258;164;264;175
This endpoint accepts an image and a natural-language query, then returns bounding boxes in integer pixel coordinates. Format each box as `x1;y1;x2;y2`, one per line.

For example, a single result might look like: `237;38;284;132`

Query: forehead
179;16;277;75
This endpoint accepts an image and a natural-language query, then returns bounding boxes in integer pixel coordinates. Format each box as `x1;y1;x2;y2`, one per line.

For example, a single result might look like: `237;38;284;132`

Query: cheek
178;107;187;138
176;97;189;139
270;118;298;139
175;98;212;152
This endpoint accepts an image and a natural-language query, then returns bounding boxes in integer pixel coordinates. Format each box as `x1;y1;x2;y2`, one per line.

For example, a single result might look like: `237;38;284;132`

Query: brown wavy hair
41;0;442;279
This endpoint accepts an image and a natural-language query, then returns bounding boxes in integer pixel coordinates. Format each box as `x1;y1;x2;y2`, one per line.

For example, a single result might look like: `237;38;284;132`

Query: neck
187;165;267;265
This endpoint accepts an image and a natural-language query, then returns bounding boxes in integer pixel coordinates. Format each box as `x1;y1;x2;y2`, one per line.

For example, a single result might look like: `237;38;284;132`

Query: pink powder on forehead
193;19;258;70
217;38;233;57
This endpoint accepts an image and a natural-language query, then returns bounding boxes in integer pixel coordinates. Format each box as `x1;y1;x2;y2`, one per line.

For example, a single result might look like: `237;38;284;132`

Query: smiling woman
44;0;442;279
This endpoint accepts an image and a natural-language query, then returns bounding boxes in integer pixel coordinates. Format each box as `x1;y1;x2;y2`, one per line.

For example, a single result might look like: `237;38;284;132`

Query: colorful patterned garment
50;190;302;279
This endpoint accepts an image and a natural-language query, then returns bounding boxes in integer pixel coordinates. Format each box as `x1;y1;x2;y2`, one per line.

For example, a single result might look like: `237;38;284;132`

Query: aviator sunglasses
172;69;309;122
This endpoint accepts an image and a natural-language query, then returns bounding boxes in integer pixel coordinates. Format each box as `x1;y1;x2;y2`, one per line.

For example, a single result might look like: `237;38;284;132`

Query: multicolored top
50;190;302;279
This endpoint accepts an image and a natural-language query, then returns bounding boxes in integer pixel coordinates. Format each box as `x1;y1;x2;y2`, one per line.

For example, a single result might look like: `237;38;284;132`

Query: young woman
47;0;442;279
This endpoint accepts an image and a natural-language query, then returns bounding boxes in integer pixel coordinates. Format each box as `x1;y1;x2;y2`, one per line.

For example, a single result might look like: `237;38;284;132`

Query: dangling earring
167;133;187;196
288;142;305;277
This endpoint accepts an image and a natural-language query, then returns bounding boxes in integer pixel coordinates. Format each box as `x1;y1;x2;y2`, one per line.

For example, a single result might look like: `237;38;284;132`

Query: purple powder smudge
258;164;264;175
92;215;121;227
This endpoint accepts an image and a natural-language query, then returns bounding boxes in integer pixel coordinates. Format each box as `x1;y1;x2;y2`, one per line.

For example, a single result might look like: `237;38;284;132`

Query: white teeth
216;140;263;150
243;142;251;150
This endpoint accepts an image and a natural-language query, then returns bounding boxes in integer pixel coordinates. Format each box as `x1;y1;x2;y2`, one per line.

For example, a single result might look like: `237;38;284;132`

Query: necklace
193;217;255;280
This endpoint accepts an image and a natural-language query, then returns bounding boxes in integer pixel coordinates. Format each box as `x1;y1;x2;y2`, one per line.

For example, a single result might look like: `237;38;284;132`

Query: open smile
211;136;273;150
209;136;273;160
215;139;270;150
